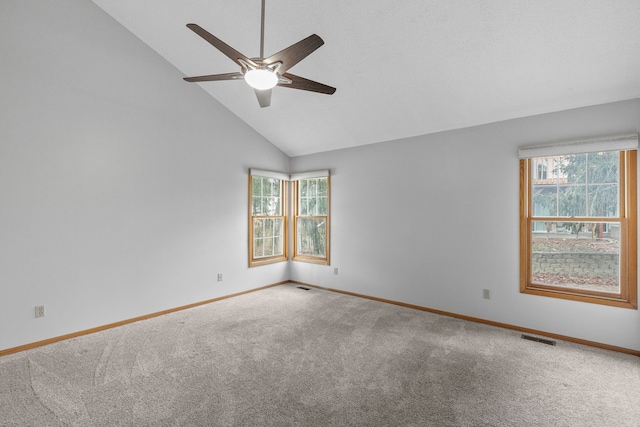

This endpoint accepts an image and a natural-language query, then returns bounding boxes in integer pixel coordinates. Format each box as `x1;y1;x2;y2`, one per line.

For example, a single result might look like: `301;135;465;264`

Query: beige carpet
1;283;639;426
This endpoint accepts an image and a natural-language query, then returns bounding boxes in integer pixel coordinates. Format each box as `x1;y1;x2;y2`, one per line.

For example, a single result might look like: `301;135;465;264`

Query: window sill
521;285;637;309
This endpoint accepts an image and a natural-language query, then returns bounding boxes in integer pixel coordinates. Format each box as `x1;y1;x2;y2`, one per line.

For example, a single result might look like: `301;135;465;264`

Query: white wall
290;98;640;351
0;0;289;351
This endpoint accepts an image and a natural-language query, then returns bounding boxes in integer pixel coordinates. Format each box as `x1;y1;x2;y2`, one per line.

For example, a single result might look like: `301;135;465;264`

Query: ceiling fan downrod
260;0;265;59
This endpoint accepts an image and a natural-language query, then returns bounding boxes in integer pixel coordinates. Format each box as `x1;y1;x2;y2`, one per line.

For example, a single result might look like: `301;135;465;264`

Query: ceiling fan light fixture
182;0;336;107
244;68;278;90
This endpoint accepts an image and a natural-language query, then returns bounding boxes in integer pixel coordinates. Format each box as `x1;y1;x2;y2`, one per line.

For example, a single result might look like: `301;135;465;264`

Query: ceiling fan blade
280;73;336;95
254;89;272;108
186;24;254;68
183;72;244;82
263;34;324;73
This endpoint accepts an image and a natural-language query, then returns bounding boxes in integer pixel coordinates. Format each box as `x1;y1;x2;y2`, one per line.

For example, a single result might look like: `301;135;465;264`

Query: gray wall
2;0;639;354
0;0;289;351
290;98;640;351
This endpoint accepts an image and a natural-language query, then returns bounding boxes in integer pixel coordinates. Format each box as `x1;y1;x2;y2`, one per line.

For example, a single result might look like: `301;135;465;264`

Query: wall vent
521;334;556;346
297;286;310;291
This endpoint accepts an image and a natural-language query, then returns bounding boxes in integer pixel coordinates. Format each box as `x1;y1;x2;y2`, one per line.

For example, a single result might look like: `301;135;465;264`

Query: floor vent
297;286;310;291
521;334;556;346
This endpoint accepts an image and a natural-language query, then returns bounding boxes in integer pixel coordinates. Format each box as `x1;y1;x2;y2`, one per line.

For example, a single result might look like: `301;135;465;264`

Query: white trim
290;170;330;181
249;168;289;181
518;133;638;159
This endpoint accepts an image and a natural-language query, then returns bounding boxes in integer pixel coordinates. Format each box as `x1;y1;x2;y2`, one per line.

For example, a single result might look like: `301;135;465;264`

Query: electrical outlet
35;305;45;318
482;289;490;300
334;268;339;275
217;273;223;282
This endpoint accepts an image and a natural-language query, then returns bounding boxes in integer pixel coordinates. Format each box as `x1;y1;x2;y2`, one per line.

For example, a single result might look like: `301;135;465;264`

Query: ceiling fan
183;0;336;108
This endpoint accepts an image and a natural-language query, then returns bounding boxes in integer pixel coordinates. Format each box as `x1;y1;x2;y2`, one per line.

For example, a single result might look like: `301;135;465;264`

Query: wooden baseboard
289;281;640;357
5;280;638;358
0;282;287;357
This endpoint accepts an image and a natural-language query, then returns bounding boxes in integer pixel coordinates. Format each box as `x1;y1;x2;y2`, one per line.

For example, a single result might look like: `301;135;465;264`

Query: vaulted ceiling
92;0;640;157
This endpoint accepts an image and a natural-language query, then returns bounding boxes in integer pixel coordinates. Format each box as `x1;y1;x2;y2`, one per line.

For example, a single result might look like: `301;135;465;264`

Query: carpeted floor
1;283;639;426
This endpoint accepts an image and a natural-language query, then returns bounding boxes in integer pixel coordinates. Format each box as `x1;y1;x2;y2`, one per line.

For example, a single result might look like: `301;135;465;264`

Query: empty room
2;1;640;425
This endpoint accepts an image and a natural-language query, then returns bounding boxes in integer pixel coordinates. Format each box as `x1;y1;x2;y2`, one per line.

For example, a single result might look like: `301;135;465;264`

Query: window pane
253;217;284;259
532;186;557;216
274;218;282;236
588;184;618;217
318;196;328;215
264;218;273;237
308;179;317;197
308;197;317;215
252;176;282;217
270;179;280;197
296;217;327;257
263;237;274;256
273;236;282;255
532;152;619;219
253;237;263;258
587;151;618;184
253;218;264;238
258;198;266;215
532;157;561;183
318;178;327;196
562;154;587;183
531;220;620;293
586;151;619;217
558;185;587;217
298;177;328;216
266;196;280;216
262;178;271;196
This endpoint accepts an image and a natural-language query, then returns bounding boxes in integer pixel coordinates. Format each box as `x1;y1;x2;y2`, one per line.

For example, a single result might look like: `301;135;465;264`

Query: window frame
520;150;637;309
248;172;288;267
292;175;330;265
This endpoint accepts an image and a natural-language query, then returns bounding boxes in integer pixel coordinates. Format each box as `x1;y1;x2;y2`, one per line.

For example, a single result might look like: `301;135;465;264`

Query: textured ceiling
92;0;640;157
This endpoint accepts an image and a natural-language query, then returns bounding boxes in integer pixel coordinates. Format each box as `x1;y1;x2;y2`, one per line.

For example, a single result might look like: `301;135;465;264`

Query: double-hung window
248;169;288;266
248;169;331;267
519;135;638;308
292;171;330;265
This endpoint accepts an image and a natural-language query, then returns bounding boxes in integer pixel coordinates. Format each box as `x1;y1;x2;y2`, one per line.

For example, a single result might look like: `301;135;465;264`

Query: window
519;135;637;308
292;172;330;265
535;161;547;180
248;170;288;266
